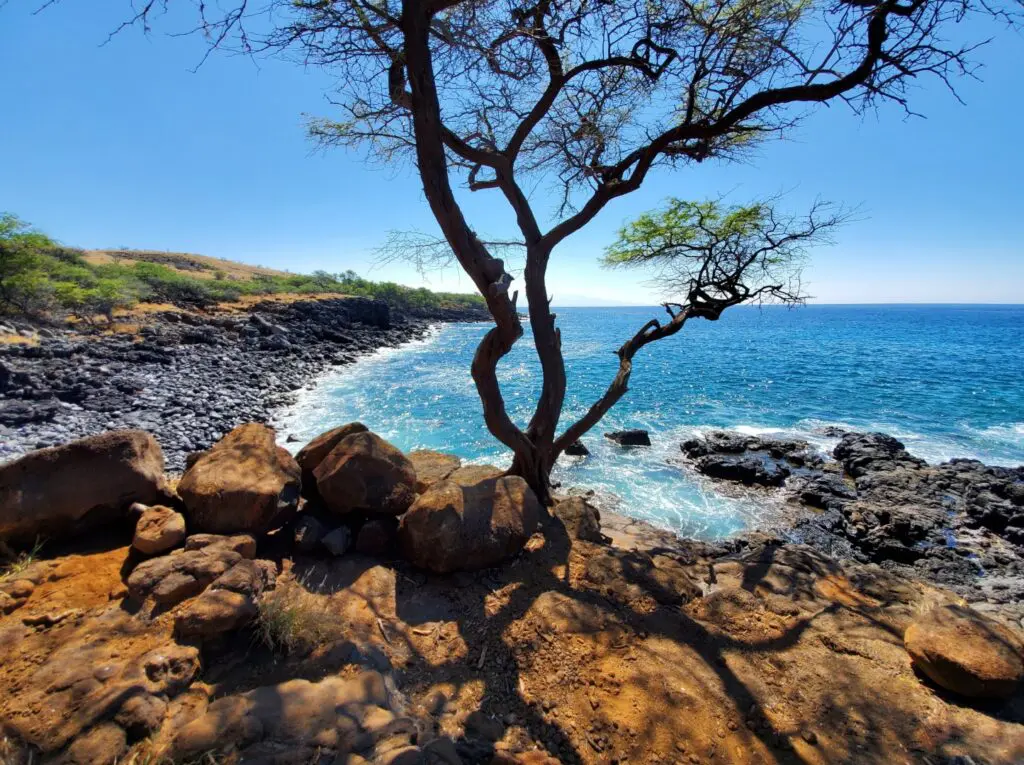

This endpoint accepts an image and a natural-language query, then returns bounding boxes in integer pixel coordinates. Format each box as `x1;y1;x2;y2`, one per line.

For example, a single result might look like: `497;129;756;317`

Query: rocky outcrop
681;429;1024;610
905;604;1024;699
563;440;590;456
408;449;462;493
314;431;417;516
131;504;186;555
170;671;428;763
178;423;301;534
604;429;651;446
0;430;165;543
295;421;369;489
174;559;277;640
126;534;257;607
399;474;543;573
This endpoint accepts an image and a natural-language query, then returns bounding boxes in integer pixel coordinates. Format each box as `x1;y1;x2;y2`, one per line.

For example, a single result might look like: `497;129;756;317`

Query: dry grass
0;333;37;346
0;538;44;581
83;250;291;282
255;578;341;655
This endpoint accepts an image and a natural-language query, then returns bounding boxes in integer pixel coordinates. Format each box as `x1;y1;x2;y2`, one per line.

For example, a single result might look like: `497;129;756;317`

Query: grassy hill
0;214;485;323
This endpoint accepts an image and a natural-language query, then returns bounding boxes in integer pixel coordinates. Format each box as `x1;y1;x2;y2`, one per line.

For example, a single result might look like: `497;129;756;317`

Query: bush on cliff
0;213;484;319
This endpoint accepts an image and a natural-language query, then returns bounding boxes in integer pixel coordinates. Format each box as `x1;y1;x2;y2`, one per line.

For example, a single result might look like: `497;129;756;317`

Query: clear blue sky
2;3;1022;304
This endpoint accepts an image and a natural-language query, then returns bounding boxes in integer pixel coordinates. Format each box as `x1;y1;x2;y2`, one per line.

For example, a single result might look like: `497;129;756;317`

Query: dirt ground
1;512;1022;764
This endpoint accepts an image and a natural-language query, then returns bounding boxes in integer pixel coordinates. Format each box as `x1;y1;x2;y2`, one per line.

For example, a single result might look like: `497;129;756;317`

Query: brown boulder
553;497;603;543
399;475;542;573
904;603;1024;699
0;430;165;543
295;422;369;487
314;431;417;516
174;589;258;639
447;464;504;486
408;449;462;493
132;504;186;555
127;536;256;607
178;423;301;534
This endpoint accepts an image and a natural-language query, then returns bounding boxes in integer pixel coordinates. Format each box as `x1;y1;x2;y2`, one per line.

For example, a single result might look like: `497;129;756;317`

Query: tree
0;213;58;317
74;0;1018;502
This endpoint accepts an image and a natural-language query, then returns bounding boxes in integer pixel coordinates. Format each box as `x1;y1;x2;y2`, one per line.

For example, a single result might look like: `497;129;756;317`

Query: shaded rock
0;430;165;543
171;671;391;760
584;548;701;606
59;723;126;765
798;475;856;510
553;497;603;543
185;533;257;558
604;429;651;446
399;475;542;573
904;604;1024;699
315;431;417;516
132;504;186;555
175;589;258;639
294;514;327;553
127;543;244;607
323;526;353;556
114;693;168;737
209;558;278;598
408;449;462;493
178;423;301;534
355;518;398;556
563;440;589;457
295;422;369;488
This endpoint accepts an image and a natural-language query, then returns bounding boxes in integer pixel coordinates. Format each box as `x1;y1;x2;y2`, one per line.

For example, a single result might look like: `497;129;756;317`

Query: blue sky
1;3;1022;305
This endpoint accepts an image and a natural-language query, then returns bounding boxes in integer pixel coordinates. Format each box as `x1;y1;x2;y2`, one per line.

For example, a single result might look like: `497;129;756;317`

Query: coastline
0;296;488;471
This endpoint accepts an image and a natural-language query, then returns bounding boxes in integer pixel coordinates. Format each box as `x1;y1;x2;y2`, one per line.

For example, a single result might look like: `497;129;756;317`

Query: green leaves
602;196;846;307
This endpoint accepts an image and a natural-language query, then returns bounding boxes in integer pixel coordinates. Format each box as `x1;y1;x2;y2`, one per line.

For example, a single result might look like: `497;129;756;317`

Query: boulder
314;432;417;516
132;505;186;555
399;475;542;573
553;497;603;543
904;604;1024;699
178;423;301;534
185;533;257;558
174;589;258;640
0;430;166;543
127;536;256;607
408;449;462;493
295;422;369;488
447;464;504;485
604;429;651;446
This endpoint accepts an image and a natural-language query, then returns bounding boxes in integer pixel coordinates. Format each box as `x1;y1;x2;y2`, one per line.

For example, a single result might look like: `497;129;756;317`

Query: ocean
276;305;1024;539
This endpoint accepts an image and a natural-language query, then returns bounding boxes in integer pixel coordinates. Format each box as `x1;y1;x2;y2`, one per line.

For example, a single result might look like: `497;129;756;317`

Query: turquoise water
277;305;1024;538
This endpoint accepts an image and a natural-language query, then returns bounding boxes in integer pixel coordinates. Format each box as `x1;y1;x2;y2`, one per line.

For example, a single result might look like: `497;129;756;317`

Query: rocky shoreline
0;297;488;471
675;428;1024;622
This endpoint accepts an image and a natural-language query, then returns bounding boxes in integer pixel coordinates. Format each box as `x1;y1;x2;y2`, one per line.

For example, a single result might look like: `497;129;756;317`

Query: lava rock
604;429;651;446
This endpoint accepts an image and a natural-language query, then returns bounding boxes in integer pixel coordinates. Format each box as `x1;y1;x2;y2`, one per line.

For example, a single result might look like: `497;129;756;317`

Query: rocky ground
677;429;1024;626
0;296;487;470
1;421;1023;765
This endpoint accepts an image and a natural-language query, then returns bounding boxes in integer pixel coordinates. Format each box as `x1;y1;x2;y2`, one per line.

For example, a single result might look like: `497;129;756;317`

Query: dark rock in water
694;455;790;487
604;429;651;446
797;474;857;510
833;431;927;478
563;440;590;457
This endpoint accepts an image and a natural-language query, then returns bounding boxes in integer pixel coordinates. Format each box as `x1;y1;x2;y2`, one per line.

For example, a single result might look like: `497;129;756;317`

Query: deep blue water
277;305;1024;538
